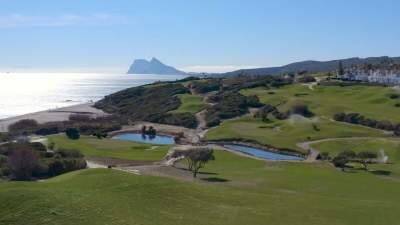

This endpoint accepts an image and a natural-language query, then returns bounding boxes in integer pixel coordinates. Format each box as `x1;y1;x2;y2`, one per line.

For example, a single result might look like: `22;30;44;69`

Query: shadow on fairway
370;170;392;176
201;177;229;182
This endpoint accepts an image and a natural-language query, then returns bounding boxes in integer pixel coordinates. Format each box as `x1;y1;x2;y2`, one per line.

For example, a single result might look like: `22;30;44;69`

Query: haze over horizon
1;0;400;73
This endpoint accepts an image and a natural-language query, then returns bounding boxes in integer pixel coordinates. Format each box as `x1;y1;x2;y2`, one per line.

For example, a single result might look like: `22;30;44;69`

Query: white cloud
0;13;129;28
180;65;260;73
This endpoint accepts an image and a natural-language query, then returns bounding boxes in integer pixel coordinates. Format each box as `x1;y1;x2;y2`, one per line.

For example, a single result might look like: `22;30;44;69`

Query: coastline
0;103;108;132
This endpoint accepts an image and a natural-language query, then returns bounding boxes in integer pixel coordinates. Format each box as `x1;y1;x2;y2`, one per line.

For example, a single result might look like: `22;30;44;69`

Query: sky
0;0;400;73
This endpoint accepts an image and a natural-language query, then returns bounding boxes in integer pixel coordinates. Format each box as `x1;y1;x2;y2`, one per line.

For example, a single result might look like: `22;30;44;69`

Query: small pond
112;133;175;145
222;144;304;161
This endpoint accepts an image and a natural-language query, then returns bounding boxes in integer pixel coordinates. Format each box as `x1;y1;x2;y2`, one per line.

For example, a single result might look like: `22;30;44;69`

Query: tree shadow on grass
201;177;229;182
370;170;392;176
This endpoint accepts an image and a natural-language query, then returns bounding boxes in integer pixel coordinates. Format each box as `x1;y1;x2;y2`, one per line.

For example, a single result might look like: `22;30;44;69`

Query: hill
127;57;187;75
221;56;400;77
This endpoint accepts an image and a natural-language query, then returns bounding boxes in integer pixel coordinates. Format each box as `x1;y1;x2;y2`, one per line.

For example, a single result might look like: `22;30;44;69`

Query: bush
205;92;253;127
297;75;316;83
332;155;349;171
55;149;84;158
319;152;331;161
158;113;198;128
8;119;38;134
34;123;60;135
69;114;91;122
333;112;399;134
66;128;80;140
290;104;314;117
8;149;40;180
190;79;221;93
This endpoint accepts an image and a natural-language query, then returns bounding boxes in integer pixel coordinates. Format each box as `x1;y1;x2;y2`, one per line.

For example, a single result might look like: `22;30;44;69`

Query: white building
338;69;400;85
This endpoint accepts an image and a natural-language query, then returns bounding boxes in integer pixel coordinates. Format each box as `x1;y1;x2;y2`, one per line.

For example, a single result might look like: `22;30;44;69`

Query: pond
112;133;175;145
222;144;304;161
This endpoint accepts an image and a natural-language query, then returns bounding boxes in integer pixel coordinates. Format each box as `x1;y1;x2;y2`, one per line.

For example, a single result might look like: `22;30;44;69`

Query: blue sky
1;0;400;73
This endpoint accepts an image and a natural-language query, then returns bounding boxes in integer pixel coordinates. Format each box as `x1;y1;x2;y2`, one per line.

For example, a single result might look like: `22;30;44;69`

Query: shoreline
0;102;108;132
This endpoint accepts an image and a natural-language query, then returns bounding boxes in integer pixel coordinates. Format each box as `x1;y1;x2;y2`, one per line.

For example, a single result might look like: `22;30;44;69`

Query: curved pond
222;144;304;161
112;133;175;145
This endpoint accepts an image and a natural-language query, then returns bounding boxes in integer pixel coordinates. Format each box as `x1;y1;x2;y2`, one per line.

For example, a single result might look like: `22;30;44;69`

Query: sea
0;73;185;119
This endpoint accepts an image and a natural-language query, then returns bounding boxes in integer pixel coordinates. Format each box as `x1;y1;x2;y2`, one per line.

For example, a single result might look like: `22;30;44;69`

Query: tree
8;119;38;134
332;155;349;171
290;104;314;117
8;149;39;180
332;150;356;172
184;148;215;178
66;128;80;140
357;151;377;171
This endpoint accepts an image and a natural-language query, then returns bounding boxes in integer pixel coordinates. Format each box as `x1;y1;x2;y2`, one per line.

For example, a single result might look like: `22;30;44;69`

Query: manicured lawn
1;149;400;225
48;135;170;161
310;138;400;176
206;115;386;152
311;138;400;160
171;94;207;113
241;84;400;123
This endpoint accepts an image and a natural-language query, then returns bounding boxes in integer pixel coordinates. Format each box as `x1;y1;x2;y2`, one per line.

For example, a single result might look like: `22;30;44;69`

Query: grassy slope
206;115;385;152
171;94;207;114
48;135;170;161
1;150;400;225
311;138;400;176
207;84;397;151
241;84;400;122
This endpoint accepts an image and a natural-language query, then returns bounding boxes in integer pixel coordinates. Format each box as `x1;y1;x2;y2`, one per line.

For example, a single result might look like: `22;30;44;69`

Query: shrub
69;114;91;122
290;104;314;117
190;80;221;93
55;149;84;158
8;119;38;134
332;155;349;171
205;92;253;127
8;149;39;180
333;112;400;134
158;113;198;128
319;152;331;161
356;151;377;170
296;75;316;83
66;128;80;140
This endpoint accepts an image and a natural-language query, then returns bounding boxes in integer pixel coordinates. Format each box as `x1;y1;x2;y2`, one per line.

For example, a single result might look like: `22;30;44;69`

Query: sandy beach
0;103;108;132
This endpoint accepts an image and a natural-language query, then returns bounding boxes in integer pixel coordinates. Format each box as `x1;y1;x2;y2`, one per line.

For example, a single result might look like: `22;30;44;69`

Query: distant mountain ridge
127;58;187;75
221;56;400;77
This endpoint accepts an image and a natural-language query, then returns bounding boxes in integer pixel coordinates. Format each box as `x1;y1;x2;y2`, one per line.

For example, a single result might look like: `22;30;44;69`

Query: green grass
207;84;398;151
206;115;386;152
1;150;400;225
48;135;170;161
311;138;400;159
171;94;207;113
311;138;400;176
241;84;400;123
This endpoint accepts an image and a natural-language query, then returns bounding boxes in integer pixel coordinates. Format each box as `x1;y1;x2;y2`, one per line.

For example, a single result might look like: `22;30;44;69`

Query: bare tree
184;148;215;178
8;149;39;180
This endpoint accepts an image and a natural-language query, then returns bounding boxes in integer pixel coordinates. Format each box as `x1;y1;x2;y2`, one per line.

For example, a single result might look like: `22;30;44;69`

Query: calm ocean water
0;73;185;119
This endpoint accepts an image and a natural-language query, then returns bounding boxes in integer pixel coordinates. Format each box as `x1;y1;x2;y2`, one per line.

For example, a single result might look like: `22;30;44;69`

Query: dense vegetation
95;83;198;128
0;141;86;180
205;92;262;127
8;115;122;137
334;112;400;135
